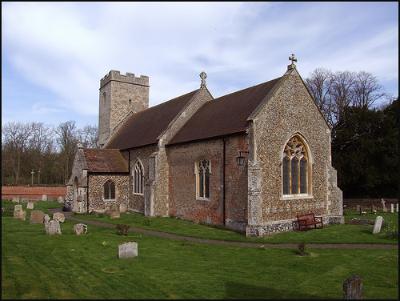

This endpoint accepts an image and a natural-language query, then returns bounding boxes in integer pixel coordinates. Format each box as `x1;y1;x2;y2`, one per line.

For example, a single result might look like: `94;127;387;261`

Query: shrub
116;224;130;236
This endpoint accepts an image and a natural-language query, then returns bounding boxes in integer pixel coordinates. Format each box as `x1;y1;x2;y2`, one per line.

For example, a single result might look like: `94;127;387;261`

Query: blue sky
2;2;398;128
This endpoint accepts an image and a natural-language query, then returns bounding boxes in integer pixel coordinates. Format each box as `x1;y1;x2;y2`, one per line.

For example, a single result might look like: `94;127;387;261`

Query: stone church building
65;58;343;236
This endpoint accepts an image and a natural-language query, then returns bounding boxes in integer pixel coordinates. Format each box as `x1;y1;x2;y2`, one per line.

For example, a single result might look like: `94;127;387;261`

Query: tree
352;71;386;109
55;121;78;184
77;125;98;148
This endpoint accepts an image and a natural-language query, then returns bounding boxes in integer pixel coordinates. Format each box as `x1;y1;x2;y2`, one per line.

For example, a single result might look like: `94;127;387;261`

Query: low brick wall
344;198;399;209
1;186;66;201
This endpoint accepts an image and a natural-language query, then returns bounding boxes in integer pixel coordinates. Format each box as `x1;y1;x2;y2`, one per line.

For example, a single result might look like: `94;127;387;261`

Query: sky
2;2;398;128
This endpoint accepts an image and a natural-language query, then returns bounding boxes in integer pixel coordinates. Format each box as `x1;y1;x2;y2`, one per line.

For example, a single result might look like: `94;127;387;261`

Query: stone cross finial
200;71;207;88
288;53;297;70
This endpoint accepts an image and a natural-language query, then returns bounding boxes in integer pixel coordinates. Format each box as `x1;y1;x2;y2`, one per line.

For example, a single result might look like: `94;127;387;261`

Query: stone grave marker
109;204;120;219
46;220;61;235
42;194;48;201
370;205;377;214
396;203;399;213
119;203;127;213
12;197;20;203
372;216;384;234
356;205;361;214
381;199;387;212
343;275;363;299
73;223;87;235
118;242;138;259
43;214;50;224
57;196;64;203
390;203;394;213
13;205;26;220
27;201;34;210
53;212;65;223
30;210;45;224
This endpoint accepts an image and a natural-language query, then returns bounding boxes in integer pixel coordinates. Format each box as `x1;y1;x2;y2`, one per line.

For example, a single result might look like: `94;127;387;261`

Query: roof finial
288;53;297;70
200;71;207;88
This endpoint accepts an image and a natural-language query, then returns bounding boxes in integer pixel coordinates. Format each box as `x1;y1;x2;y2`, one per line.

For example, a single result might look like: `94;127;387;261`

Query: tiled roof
168;77;281;145
83;149;128;173
106;90;199;150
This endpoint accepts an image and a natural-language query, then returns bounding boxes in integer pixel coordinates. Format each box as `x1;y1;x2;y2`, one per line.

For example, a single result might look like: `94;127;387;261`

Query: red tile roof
168;77;281;145
106;90;199;150
83;149;128;173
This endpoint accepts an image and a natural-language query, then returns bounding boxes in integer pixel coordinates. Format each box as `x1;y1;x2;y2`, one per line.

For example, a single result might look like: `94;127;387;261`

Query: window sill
133;193;144;196
280;194;313;201
196;197;210;201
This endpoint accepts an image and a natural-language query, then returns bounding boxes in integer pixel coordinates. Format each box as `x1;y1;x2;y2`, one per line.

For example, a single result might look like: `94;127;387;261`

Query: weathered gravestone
30;210;45;224
343;275;363;299
397;203;399;213
73;223;87;235
108;204;120;219
356;205;361;214
390;203;394;213
42;194;48;201
53;212;65;223
119;203;127;213
43;214;50;224
13;205;26;220
45;220;61;235
372;216;384;234
381;199;387;212
118;242;138;259
57;196;64;204
27;201;34;210
12;197;20;203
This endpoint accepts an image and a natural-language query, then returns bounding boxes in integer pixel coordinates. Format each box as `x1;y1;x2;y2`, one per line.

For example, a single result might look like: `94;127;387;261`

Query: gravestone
343;275;363;299
109;204;120;219
57;196;64;204
42;194;48;201
390;203;394;213
119;203;127;213
53;212;65;223
356;205;361;214
45;220;61;235
30;210;45;224
372;216;384;234
381;199;387;212
43;214;50;224
14;205;26;220
371;205;377;214
12;197;20;203
396;203;399;213
118;242;138;259
27;201;34;210
73;223;87;235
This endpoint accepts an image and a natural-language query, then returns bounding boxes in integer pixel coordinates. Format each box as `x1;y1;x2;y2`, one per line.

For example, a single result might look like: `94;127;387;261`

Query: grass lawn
74;207;398;245
2;211;398;299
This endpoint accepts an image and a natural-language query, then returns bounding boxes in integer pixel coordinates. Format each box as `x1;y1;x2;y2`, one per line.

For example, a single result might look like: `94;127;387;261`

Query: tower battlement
100;70;149;88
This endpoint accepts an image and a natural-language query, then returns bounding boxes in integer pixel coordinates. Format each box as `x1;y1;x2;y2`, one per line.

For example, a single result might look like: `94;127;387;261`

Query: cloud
2;2;398;127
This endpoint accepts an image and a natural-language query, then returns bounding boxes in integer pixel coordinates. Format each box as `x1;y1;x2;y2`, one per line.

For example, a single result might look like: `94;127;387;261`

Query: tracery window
104;180;115;200
134;161;144;195
282;136;310;196
196;160;211;199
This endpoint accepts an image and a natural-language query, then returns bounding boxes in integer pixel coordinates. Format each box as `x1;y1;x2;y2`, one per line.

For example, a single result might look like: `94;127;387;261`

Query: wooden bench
293;213;323;231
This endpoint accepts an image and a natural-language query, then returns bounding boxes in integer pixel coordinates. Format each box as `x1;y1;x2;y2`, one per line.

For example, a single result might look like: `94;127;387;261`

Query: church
65;56;343;236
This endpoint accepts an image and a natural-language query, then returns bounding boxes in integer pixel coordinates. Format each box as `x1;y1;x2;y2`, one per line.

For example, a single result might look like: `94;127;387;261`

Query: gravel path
52;209;398;250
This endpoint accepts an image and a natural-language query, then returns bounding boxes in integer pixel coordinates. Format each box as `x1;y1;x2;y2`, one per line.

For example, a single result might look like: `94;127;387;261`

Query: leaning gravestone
45;220;61;235
372;216;384;234
73;223;87;235
343;275;363;299
30;210;45;224
27;201;34;210
118;242;138;259
53;212;65;223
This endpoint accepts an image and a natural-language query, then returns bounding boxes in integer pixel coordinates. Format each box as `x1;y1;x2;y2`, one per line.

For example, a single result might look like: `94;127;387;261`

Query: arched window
104;180;115;200
282;135;310;196
196;160;211;199
134;161;144;194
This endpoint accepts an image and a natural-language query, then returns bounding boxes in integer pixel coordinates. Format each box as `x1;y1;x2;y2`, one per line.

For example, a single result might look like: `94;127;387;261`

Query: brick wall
2;186;66;200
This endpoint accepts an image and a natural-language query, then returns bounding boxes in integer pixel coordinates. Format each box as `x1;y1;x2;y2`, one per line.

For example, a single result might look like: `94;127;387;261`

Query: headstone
381;198;387;212
343;275;363;299
57;196;64;204
30;210;45;224
12;197;20;203
42;194;48;201
371;205;377;214
372;216;384;234
53;212;65;223
356;205;361;215
390;203;394;213
43;214;50;224
14;205;26;220
45;220;61;235
118;242;138;259
119;203;127;213
27;201;34;210
396;203;399;213
73;223;87;235
110;210;120;219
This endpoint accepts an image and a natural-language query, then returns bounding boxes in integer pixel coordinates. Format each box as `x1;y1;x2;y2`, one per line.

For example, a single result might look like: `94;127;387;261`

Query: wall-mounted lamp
236;151;249;166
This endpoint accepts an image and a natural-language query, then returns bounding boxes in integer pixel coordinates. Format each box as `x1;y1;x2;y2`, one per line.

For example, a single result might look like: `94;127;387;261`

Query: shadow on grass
224;281;323;299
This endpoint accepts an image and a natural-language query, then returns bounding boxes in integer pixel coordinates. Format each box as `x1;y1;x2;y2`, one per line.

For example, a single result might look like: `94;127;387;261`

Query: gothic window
104;180;115;200
196;160;211;199
282;135;310;196
134;161;144;195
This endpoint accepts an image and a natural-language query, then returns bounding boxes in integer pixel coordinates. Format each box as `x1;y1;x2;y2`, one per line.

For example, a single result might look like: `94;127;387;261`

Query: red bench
293;213;323;231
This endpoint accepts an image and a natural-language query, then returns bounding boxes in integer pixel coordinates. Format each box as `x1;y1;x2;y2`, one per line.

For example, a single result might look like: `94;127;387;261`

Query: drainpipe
86;172;89;213
222;137;226;226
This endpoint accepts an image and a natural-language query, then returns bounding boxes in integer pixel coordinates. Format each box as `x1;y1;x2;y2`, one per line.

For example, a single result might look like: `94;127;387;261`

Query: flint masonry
66;56;343;236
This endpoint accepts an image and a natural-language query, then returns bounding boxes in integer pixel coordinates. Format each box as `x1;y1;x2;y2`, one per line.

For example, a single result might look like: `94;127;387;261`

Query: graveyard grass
2;201;399;299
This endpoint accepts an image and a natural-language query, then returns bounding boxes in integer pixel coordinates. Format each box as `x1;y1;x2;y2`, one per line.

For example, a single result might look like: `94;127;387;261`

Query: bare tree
77;125;98;148
55;121;78;184
352;71;386;109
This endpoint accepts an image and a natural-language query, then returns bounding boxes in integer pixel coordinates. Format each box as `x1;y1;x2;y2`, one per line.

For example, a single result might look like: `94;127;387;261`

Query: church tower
98;70;149;147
